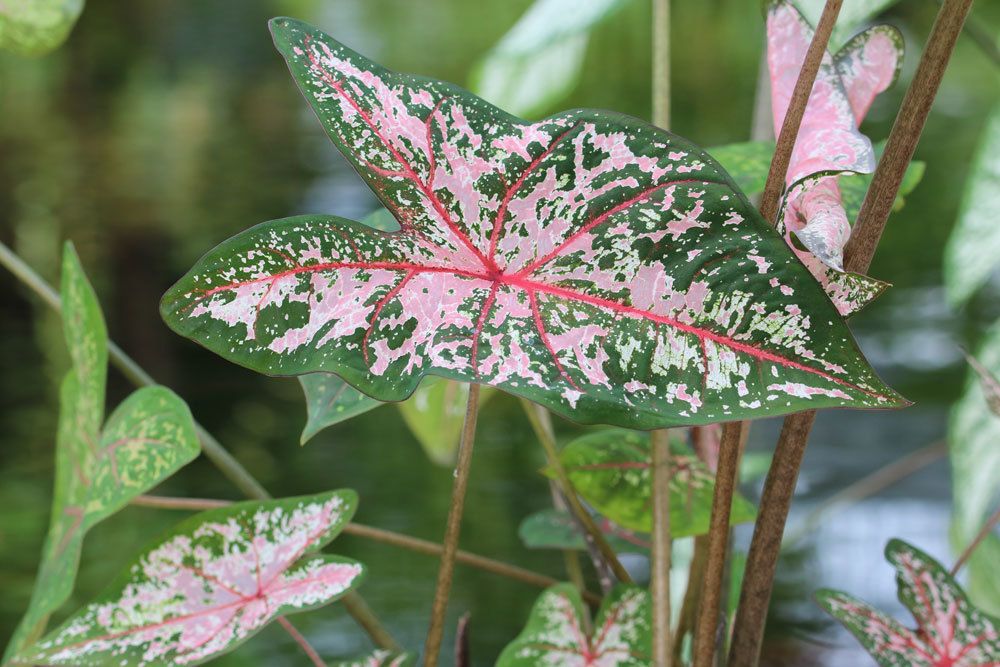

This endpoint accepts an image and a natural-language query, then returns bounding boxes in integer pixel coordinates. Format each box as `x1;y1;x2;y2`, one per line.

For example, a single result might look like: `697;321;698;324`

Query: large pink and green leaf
555;429;756;535
4;245;200;663
497;584;651;666
161;18;903;430
13;491;364;667
817;539;1000;666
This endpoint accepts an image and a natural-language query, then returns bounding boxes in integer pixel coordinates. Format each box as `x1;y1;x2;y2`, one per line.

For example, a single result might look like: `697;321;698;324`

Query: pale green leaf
0;0;84;56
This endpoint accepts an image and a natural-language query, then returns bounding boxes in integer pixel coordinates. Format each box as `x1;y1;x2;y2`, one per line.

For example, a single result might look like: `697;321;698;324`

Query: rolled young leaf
161;18;904;430
14;491;365;667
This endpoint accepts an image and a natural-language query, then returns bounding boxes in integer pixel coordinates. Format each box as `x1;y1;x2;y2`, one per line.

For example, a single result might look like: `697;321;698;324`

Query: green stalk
0;240;399;653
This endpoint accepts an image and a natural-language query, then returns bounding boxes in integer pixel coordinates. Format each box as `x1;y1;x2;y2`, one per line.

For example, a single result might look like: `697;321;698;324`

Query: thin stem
784;440;947;546
951;506;1000;576
423;383;481;667
758;0;843;224
277;617;327;667
693;420;745;667
729;411;816;667
674;535;709;664
651;429;674;666
0;240;398;651
652;0;671;129
520;399;634;585
131;495;601;603
843;0;974;274
549;481;589;602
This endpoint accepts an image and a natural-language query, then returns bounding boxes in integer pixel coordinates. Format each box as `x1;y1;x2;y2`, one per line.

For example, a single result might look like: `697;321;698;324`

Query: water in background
1;0;998;665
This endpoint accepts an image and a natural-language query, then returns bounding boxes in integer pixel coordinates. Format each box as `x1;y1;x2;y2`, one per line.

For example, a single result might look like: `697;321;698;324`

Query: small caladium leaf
332;650;415;667
299;372;383;442
4;245;200;664
817;539;1000;666
162;19;904;430
768;0;904;316
0;0;83;56
14;491;364;667
497;584;651;666
519;508;650;553
555;429;756;535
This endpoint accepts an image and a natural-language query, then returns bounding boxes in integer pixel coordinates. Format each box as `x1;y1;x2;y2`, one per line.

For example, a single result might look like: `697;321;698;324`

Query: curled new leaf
817;539;1000;666
555;429;756;535
14;491;365;667
161;18;903;430
497;584;651;666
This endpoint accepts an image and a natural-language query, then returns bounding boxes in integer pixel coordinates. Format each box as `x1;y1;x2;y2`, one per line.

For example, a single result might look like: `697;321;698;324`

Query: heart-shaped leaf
332;651;415;666
13;491;364;667
817;539;1000;666
768;1;904;315
161;18;903;430
0;0;84;56
519;508;651;553
498;584;650;666
4;245;200;663
554;429;756;535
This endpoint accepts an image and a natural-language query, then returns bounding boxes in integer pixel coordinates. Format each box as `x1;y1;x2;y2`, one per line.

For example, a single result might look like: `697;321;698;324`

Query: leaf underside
17;492;364;667
817;539;1000;667
161;18;903;431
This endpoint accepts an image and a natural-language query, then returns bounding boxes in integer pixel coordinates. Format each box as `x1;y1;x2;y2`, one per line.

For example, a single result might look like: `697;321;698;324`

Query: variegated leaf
555;429;756;535
497;584;651;666
0;0;83;56
519;508;651;553
332;650;415;667
817;539;1000;666
161;18;904;430
4;245;200;664
768;1;903;315
13;491;364;667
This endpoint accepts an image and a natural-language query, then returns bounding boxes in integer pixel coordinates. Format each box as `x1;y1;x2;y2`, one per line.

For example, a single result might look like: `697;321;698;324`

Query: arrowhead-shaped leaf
497;584;651;666
554;429;756;535
0;0;84;56
161;18;903;430
519;508;651;553
5;245;200;663
817;539;1000;666
13;491;364;667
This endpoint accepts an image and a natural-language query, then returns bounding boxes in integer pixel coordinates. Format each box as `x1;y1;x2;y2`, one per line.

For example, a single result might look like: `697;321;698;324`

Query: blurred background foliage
0;0;998;665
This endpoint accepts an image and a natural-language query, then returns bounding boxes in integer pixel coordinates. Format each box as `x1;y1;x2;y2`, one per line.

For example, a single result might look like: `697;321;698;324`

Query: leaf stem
0;240;399;653
652;0;671;129
651;429;674;666
673;534;708;664
520;399;634;586
549;481;590;604
692;420;745;667
423;383;481;667
277;617;327;667
758;0;843;224
951;505;1000;576
843;0;974;274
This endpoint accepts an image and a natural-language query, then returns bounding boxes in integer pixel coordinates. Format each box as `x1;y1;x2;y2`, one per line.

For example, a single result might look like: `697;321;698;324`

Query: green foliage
555;429;756;536
14;491;364;667
332;651;415;666
518;508;649;553
497;584;651;666
0;0;83;56
4;244;200;663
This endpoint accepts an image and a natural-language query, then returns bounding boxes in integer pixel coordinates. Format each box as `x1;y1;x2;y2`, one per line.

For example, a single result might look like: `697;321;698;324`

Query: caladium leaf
397;380;495;465
768;1;903;315
945;103;1000;307
497;584;651;666
0;0;83;56
4;245;200;664
161;18;904;430
519;508;650;553
299;372;383;442
13;491;364;667
817;539;1000;666
470;0;633;118
555;429;756;535
332;650;415;667
949;321;1000;615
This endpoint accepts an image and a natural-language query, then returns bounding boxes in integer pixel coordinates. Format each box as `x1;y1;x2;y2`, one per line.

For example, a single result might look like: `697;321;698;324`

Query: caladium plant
4;244;200;663
497;584;651;666
12;491;365;667
817;539;1000;666
160;17;904;430
554;429;757;535
767;0;904;316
